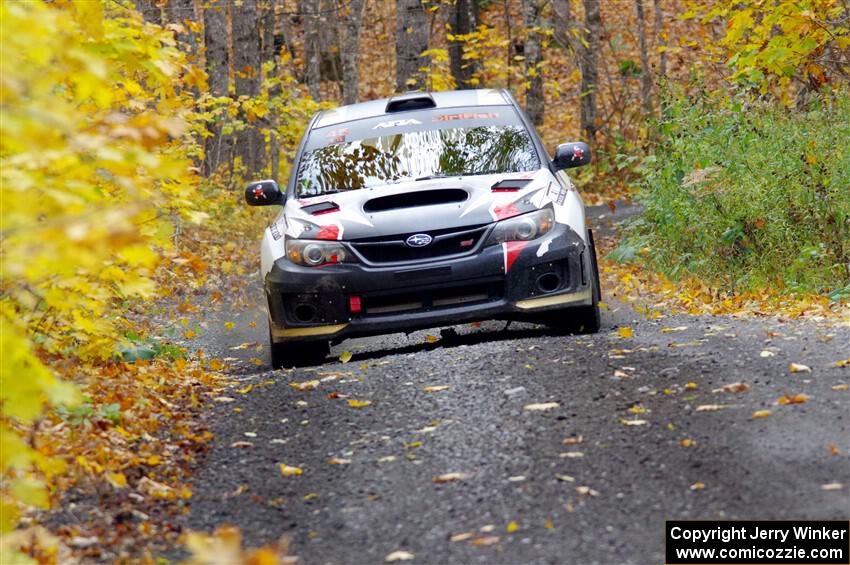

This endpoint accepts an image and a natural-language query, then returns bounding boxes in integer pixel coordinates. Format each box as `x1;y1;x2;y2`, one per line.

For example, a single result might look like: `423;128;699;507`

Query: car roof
313;89;513;129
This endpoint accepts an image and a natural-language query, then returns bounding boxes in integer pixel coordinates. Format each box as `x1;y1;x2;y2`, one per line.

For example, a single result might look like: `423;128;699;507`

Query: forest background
1;0;848;562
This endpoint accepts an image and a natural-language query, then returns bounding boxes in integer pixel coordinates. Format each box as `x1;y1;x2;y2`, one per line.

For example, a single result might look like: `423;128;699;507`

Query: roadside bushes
614;92;850;298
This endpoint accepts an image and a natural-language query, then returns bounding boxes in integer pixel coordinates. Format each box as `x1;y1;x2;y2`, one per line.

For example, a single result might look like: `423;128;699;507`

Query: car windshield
295;125;539;198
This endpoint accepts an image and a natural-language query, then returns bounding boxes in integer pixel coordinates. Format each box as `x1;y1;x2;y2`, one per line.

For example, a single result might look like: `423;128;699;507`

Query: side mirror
245;180;284;206
553;142;591;170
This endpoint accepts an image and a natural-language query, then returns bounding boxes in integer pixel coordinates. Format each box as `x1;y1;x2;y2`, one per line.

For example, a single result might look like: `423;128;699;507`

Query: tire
268;324;330;369
543;229;602;334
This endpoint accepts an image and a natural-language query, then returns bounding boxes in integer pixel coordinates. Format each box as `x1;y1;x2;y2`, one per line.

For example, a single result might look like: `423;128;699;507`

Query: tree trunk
260;0;276;72
449;0;475;88
522;0;544;125
653;0;667;79
303;0;322;99
167;0;199;57
635;0;651;112
395;0;429;91
203;0;230;176
579;0;601;141
232;0;264;174
552;0;572;50
132;0;161;25
340;0;367;104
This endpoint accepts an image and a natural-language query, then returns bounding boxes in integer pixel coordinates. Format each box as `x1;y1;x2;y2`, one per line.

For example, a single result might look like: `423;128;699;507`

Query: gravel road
182;204;850;564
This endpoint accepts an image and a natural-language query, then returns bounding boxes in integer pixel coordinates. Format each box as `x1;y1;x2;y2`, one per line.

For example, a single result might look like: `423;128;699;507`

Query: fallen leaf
425;335;438;343
690;482;705;490
628;405;648;414
404;441;422;449
385;550;415;562
695;404;730;412
303;492;317;501
679;439;695;447
544;519;554;530
789;362;812;373
575;486;599;496
470;536;500;546
327;458;351;465
423;385;450;393
339;351;352;363
507;475;526;482
821;483;844;491
213;396;236;403
378;456;397;463
524;402;559;411
289;380;319;391
777;393;808;405
556;474;575;482
831;383;849;391
561;435;583;445
660;326;688;332
613;369;631;379
560;451;584;458
685;382;698;390
479;525;495;533
106;472;127;489
618;326;634;338
433;472;469;483
279;464;303;477
827;443;841;456
751;410;772;419
450;532;474;542
833;358;850;368
506;521;519;533
759;350;775;357
347;399;372;408
620;418;648;426
713;382;749;393
230;441;254;448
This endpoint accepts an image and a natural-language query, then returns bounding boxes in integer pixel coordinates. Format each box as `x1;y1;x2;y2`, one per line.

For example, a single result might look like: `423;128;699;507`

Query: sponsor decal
492;202;521;221
324;127;349;144
571;145;585;161
432;112;499;122
503;241;528;273
548;181;567;205
373;118;422;129
269;222;282;241
406;233;433;247
316;224;341;241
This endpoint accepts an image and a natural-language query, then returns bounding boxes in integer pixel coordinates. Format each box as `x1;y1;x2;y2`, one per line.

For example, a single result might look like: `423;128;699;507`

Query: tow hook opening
293;303;318;323
536;272;561;294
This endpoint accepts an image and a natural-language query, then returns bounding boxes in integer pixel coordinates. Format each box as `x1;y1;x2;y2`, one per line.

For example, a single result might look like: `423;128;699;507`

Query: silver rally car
246;89;601;368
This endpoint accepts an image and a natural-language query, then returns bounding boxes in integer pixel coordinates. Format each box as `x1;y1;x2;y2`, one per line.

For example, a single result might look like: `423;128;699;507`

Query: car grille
362;280;504;316
349;224;488;264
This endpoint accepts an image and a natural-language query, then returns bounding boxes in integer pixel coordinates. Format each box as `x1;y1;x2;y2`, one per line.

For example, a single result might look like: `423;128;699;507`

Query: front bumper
265;222;594;343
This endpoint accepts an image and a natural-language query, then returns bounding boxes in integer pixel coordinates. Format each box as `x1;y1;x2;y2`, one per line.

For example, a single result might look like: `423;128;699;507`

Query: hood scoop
302;201;340;215
363;189;468;213
491;178;533;192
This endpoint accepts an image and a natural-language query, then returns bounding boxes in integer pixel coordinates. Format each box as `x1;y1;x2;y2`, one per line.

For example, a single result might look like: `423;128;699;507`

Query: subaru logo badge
406;233;432;247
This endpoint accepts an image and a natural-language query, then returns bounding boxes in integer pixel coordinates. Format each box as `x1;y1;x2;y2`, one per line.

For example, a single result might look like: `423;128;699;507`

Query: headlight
285;239;356;266
486;207;554;245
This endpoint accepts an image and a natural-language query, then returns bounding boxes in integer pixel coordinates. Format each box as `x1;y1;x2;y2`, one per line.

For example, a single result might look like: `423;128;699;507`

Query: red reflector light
349;296;362;313
491;187;520;192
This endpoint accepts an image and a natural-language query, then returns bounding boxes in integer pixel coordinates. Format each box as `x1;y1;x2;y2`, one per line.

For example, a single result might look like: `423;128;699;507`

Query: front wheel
268;324;329;369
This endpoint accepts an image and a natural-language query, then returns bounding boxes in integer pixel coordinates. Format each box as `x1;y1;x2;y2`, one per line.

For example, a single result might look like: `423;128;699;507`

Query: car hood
282;169;554;241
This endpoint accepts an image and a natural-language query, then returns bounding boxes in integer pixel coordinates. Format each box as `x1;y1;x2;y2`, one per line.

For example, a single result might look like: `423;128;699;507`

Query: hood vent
491;178;533;192
301;201;340;215
364;189;468;213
